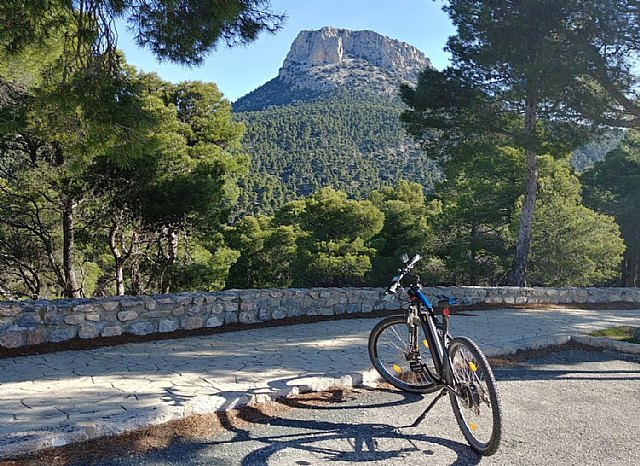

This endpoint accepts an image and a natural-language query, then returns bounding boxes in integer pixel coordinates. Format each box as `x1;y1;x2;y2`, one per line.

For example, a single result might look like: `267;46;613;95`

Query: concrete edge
0;368;383;460
482;334;573;357
570;335;640;355
3;334;639;460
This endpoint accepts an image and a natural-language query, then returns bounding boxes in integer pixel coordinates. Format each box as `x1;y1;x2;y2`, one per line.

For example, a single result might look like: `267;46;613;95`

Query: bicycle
368;253;503;456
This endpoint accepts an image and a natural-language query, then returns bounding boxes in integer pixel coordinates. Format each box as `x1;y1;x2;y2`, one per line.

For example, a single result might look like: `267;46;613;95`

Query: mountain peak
233;27;432;111
278;27;432;92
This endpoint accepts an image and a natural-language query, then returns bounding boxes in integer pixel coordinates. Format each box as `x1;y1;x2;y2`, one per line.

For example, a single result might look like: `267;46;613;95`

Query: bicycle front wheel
368;315;438;394
448;336;502;456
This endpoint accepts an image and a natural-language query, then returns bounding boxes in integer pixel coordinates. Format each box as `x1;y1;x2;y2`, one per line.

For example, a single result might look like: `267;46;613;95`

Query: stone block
144;298;157;310
17;314;43;327
0;318;13;331
223;312;239;324
186;306;204;316
175;295;193;306
142;310;168;319
205;316;223;328
128;322;154;335
117;310;139;322
239;310;258;324
63;314;85;325
44;313;63;325
211;302;224;313
101;326;123;337
192;296;205;306
347;303;360;314
49;328;77;342
100;301;120;312
25;329;45;346
73;303;96;313
287;307;304;317
79;325;99;339
181;317;204;330
159;319;179;333
240;301;256;311
0;304;22;317
155;296;175;305
0;331;25;348
86;314;101;322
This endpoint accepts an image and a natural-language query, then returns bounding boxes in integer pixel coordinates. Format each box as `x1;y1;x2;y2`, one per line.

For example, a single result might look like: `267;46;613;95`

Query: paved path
1;307;639;458
104;347;640;466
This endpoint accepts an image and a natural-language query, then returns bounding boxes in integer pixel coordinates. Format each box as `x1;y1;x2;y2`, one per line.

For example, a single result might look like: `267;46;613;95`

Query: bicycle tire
448;336;502;456
368;315;438;394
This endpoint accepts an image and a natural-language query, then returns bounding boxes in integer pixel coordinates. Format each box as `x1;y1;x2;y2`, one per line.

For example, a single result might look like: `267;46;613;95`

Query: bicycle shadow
199;385;482;466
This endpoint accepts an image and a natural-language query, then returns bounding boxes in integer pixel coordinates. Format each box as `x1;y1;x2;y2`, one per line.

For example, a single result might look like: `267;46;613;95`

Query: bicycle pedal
409;361;426;373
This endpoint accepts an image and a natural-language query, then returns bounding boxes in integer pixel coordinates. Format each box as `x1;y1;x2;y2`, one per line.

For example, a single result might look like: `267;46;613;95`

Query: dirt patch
487;340;602;367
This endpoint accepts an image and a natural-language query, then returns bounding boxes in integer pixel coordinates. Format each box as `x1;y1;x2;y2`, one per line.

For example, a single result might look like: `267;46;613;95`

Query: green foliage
0;1;285;67
368;181;438;286
225;216;298;289
429;146;524;285
528;157;625;286
402;0;640;285
0;40;247;298
226;187;385;289
582;131;640;286
234;91;441;215
293;188;384;287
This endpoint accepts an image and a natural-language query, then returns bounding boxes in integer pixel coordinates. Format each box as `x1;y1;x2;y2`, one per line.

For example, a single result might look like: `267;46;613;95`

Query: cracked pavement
1;307;639;458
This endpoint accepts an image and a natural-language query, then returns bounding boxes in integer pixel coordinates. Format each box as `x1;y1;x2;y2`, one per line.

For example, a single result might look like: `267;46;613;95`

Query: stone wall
2;286;640;349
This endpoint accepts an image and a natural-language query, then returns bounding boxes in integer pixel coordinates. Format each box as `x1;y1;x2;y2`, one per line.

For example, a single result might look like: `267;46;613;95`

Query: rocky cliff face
277;26;432;94
233;27;432;111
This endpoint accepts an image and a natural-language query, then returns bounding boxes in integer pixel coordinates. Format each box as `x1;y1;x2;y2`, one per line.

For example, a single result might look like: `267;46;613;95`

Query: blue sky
117;0;455;102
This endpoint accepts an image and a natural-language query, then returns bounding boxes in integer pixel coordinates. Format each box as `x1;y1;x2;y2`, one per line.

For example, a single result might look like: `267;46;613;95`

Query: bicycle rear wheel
368;315;438;394
448;336;502;456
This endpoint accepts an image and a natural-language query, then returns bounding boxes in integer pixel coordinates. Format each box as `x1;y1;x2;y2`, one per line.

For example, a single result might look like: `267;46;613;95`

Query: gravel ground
17;344;636;466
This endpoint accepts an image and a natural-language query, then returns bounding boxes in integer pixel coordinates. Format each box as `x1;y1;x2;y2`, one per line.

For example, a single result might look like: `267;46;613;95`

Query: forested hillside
233;91;440;215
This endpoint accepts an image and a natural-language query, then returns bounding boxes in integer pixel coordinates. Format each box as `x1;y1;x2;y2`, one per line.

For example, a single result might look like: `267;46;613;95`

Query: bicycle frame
407;285;454;387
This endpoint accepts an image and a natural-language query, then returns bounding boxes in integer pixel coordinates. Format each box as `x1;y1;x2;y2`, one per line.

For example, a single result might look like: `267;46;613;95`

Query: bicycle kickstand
408;389;448;428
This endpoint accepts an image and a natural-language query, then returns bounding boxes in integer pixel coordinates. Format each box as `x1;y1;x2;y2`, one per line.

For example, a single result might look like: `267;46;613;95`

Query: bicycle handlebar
385;254;421;294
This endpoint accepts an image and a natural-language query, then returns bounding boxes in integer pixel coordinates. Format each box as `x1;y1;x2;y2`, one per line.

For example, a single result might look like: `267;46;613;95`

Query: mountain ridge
234;26;431;111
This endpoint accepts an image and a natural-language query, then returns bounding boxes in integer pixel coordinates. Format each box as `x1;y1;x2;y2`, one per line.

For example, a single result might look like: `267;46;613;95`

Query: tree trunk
161;227;179;294
130;240;142;295
508;100;539;286
108;223;126;296
62;198;81;298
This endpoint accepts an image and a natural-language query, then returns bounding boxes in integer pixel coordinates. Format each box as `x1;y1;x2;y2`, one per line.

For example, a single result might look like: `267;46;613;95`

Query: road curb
0;367;383;460
570;335;640;354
